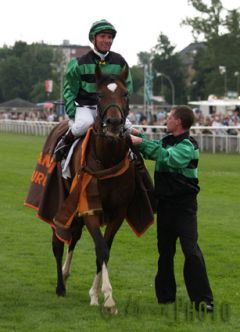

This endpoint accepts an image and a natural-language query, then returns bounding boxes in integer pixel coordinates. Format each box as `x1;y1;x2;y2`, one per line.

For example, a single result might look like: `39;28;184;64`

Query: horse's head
95;65;129;137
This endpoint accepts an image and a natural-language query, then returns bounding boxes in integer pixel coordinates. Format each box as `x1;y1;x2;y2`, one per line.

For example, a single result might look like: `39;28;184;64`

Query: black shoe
54;137;72;162
195;302;214;313
157;298;175;304
205;304;214;313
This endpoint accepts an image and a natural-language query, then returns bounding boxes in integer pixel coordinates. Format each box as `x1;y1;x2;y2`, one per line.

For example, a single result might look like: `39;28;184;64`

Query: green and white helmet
89;19;117;41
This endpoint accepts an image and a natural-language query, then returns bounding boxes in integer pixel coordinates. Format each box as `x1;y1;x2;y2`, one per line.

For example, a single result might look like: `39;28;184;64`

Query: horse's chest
98;166;135;209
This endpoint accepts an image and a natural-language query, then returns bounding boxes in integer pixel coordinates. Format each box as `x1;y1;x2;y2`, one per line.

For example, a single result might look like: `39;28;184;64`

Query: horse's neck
94;135;128;168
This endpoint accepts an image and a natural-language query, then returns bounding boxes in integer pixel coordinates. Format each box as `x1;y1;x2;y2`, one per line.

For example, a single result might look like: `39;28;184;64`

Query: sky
0;0;239;66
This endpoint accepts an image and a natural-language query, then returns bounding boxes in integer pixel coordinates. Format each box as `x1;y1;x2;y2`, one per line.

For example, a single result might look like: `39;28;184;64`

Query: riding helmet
89;19;117;41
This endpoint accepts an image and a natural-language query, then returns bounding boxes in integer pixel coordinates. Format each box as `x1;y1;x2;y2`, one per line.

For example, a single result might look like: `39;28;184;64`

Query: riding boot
54;129;75;162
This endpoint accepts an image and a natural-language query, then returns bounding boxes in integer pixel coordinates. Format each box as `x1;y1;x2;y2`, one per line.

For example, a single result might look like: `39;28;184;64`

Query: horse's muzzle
103;117;124;137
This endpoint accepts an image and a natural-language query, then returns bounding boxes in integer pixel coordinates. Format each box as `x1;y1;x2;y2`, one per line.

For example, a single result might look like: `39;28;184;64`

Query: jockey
55;19;133;161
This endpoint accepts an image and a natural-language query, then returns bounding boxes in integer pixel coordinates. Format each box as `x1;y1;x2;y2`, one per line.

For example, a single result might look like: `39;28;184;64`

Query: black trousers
155;197;213;305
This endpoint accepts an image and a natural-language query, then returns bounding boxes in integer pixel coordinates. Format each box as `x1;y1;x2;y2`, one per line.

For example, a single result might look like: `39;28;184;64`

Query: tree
151;33;187;104
181;0;224;41
130;65;144;95
224;9;240;36
0;56;25;100
182;0;240;99
137;51;152;66
0;41;62;103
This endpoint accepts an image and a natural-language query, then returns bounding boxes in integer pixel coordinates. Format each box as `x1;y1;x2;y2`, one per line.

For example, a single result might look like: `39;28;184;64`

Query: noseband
97;94;128;135
97;102;126;122
95;72;129;136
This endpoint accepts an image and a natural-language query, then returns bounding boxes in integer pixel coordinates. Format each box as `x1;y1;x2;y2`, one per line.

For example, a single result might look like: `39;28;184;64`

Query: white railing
134;125;240;153
0;120;56;136
0;120;239;153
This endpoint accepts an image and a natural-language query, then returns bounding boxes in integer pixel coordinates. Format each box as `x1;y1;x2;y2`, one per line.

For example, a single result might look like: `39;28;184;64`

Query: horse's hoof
102;305;118;315
90;299;99;306
56;287;66;297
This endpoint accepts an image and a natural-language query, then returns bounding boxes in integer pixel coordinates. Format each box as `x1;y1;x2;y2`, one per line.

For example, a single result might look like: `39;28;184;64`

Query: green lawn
0;132;239;332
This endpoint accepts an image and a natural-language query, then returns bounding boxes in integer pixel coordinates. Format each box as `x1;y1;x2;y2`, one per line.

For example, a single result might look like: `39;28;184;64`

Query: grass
0;132;239;331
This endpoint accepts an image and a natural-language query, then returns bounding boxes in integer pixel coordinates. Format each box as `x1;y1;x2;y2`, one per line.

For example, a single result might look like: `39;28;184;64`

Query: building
0;98;36;113
53;40;91;65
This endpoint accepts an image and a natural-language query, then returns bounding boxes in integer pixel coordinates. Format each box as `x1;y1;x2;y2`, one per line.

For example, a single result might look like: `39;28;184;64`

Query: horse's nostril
106;118;121;126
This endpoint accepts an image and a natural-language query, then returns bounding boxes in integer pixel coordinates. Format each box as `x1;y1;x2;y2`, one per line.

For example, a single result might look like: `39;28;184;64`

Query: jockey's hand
130;135;143;145
131;128;140;136
125;118;133;133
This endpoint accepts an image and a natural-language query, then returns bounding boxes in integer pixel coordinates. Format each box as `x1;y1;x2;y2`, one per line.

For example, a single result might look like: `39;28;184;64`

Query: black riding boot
54;129;75;162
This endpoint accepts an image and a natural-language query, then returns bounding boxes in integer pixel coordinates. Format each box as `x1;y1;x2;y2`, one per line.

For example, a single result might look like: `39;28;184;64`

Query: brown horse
44;66;154;314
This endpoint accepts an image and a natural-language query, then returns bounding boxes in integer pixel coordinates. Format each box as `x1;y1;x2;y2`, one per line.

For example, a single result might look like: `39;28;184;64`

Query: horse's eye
122;92;128;98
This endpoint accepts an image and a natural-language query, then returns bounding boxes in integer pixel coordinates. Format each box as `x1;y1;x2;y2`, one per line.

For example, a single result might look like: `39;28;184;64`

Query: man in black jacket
131;105;214;312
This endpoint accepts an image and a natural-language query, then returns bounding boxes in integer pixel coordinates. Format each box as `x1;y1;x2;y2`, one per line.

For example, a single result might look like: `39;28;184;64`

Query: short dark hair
172;105;195;129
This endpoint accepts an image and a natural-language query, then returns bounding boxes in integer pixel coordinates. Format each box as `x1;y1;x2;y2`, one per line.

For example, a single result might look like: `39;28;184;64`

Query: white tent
188;98;240;115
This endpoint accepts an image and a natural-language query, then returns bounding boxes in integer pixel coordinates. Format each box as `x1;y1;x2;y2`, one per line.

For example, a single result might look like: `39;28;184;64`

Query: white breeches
70;106;97;136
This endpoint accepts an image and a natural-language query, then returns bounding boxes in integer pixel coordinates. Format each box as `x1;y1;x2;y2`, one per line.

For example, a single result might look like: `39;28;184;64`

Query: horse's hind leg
52;230;66;296
62;218;84;285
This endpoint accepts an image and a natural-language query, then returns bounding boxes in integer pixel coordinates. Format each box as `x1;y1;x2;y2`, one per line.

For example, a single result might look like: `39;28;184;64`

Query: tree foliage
1;2;239;108
135;34;187;104
181;0;224;41
151;33;187;104
131;65;144;95
0;41;62;103
182;0;240;100
224;9;240;36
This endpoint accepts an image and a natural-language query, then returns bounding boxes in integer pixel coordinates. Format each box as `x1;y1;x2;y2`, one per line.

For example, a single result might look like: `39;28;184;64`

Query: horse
51;65;140;314
25;65;154;314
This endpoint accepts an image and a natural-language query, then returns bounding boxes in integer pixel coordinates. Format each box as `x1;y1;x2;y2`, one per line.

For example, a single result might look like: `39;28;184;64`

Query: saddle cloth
24;121;156;243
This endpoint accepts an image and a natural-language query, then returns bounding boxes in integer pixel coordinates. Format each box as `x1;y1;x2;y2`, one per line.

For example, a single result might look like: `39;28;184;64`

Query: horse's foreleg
89;271;102;305
62;249;73;284
84;215;110;307
101;262;117;314
62;218;84;285
100;219;123;314
52;231;66;296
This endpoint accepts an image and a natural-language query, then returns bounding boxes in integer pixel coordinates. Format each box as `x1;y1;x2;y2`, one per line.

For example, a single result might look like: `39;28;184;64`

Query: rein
95;69;129;136
97;102;126;121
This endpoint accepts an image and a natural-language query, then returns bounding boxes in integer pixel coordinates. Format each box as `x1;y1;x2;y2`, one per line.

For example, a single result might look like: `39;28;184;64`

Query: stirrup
54;137;71;162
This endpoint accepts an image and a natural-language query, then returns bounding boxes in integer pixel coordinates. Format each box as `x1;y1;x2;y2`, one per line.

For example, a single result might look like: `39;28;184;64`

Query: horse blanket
24;122;156;242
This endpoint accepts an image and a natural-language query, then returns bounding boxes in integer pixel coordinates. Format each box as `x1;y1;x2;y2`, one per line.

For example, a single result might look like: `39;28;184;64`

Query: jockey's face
93;32;113;53
167;110;181;135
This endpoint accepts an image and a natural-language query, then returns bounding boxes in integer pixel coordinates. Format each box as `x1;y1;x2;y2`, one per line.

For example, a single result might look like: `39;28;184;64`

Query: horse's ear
95;64;102;83
120;65;129;82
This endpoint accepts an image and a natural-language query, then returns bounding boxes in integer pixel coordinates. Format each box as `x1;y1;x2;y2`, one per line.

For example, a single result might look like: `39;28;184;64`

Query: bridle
97;102;126;122
96;78;129;135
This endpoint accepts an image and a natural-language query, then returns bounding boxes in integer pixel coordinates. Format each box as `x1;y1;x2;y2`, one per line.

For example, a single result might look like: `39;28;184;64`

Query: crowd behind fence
0;119;239;154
